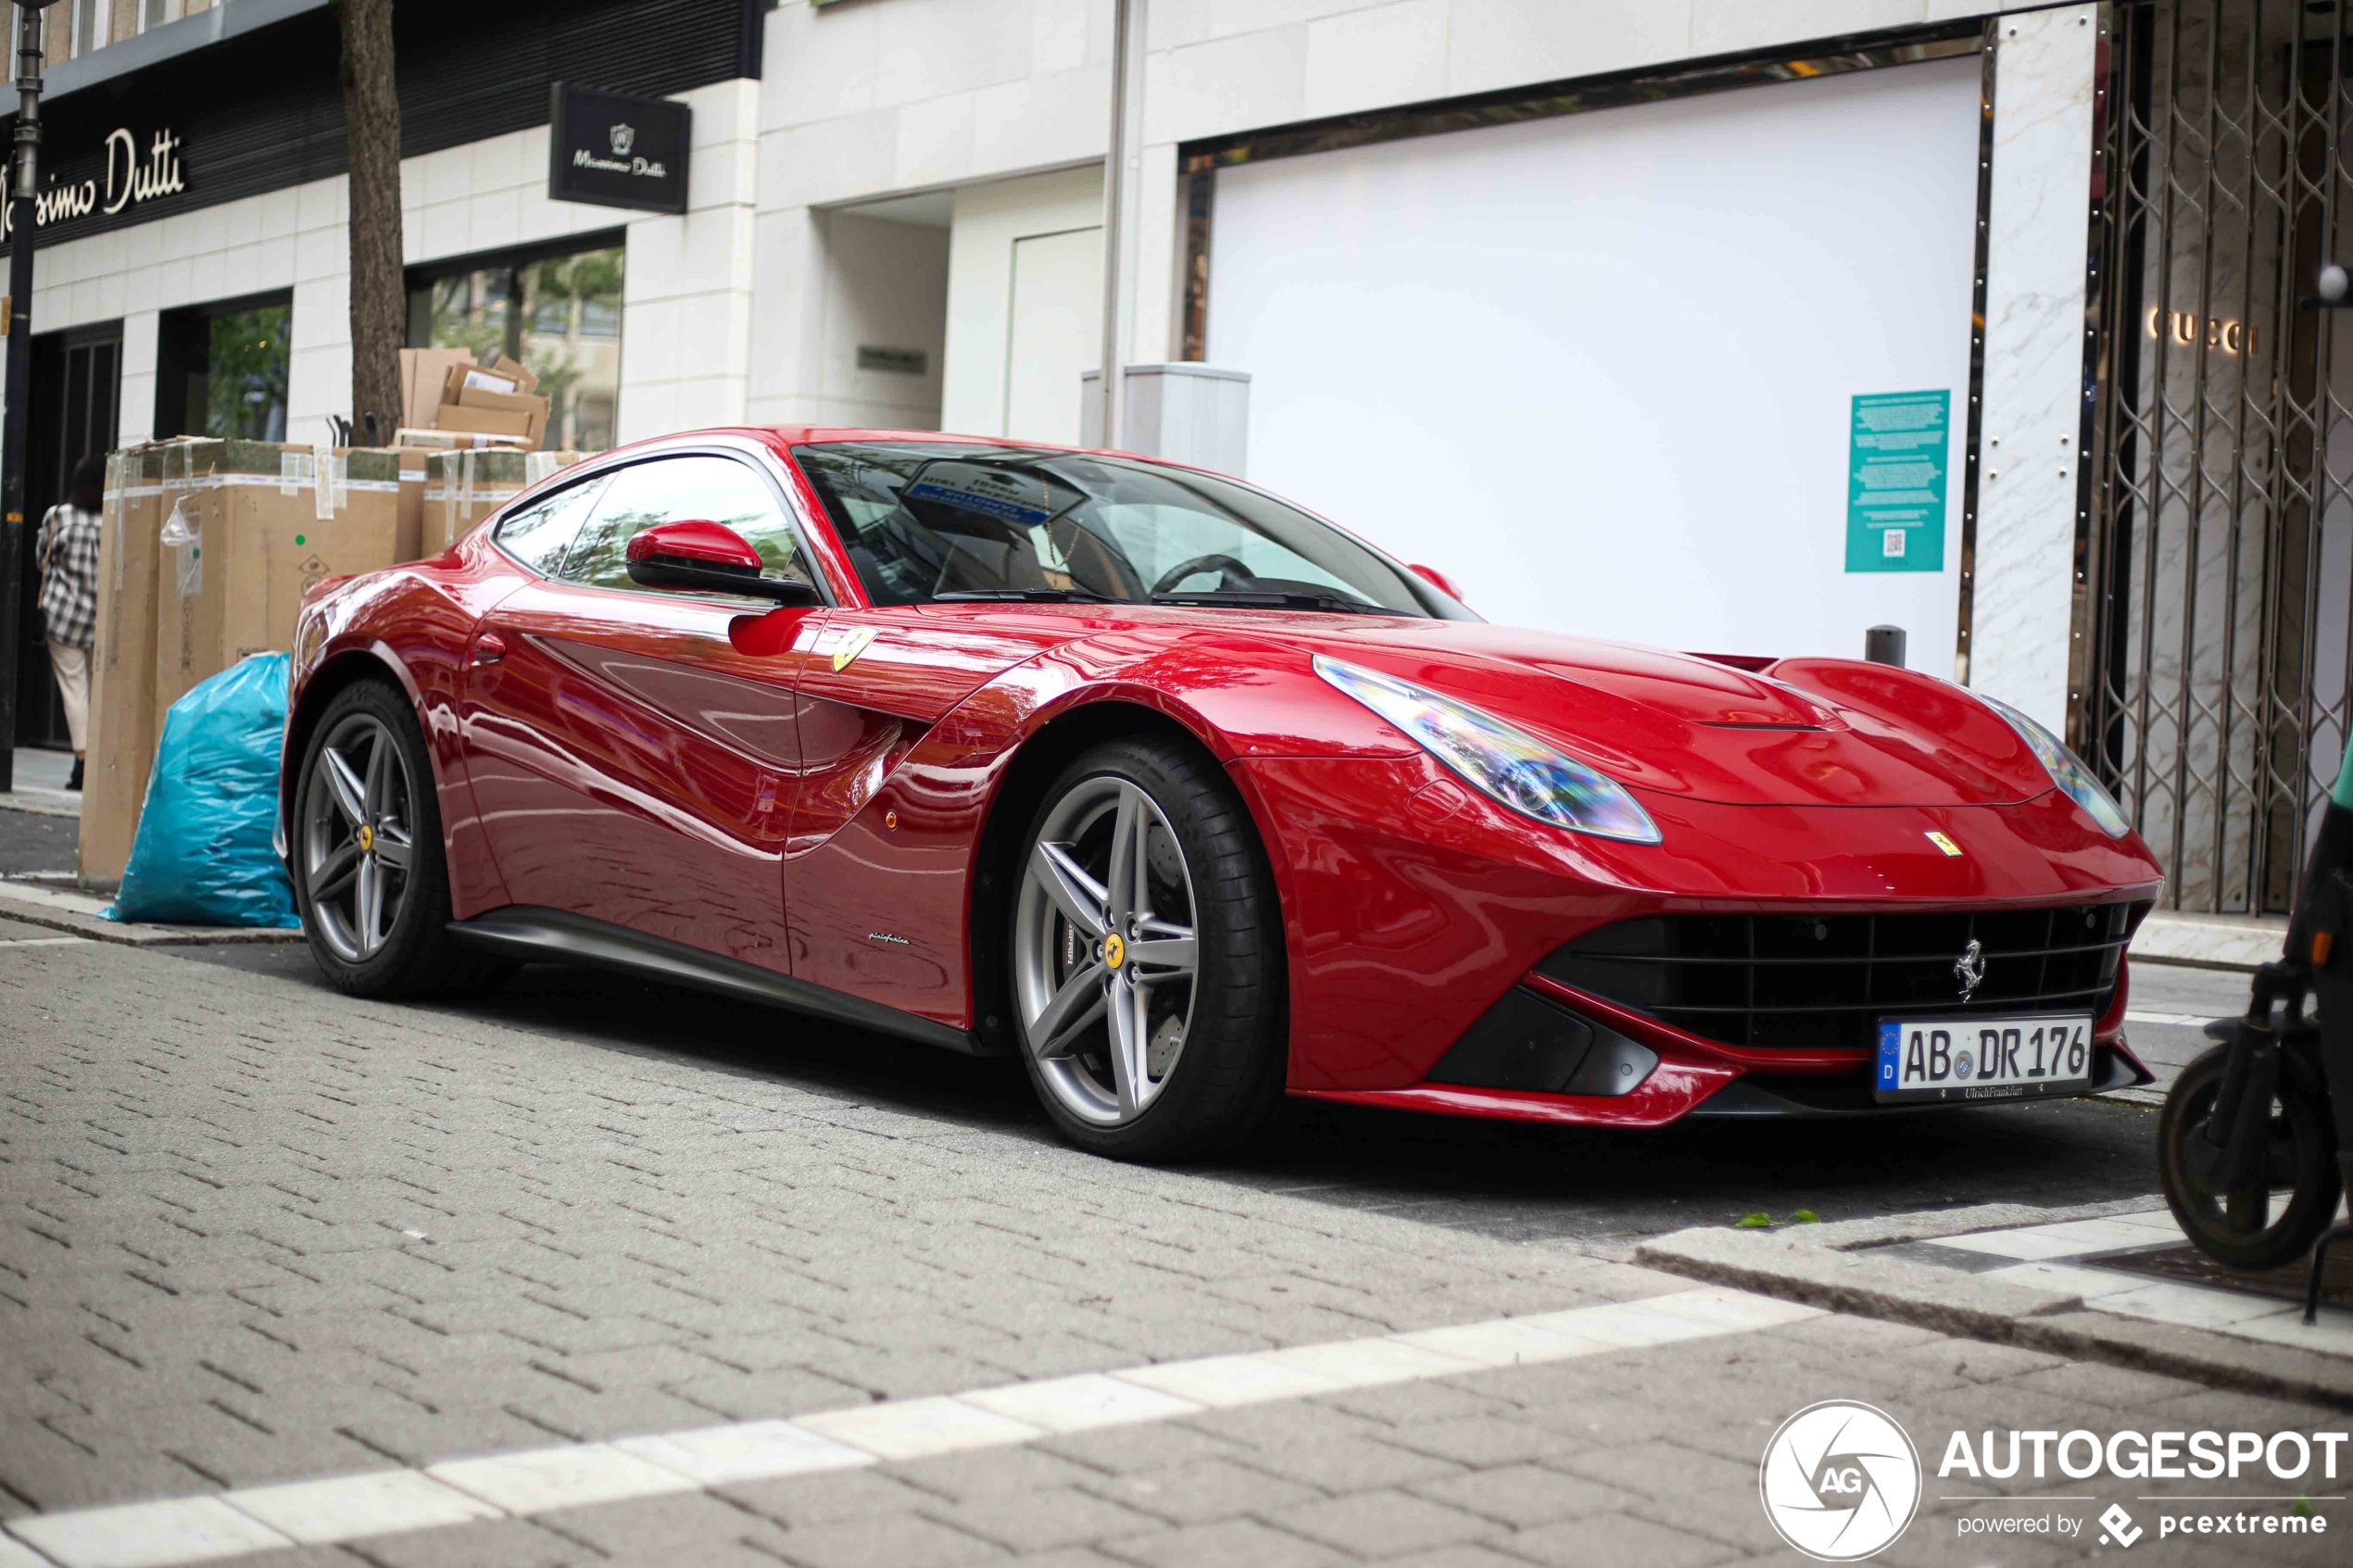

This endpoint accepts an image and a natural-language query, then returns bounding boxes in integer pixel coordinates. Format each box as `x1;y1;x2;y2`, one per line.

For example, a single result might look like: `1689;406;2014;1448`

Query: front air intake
1536;901;2151;1053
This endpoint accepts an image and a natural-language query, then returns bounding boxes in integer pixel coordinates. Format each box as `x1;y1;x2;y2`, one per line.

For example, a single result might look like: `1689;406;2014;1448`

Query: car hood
1245;620;2055;809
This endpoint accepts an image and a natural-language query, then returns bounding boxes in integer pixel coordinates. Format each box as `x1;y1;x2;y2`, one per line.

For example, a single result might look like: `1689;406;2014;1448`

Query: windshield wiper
934;587;1114;603
1149;589;1382;613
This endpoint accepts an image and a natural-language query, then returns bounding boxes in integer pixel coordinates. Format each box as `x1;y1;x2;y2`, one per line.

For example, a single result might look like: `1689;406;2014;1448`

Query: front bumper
1231;753;2164;1128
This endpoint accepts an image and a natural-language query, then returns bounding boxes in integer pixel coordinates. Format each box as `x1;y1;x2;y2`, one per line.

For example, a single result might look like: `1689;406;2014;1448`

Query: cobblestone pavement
3;935;2343;1566
166;942;2188;1247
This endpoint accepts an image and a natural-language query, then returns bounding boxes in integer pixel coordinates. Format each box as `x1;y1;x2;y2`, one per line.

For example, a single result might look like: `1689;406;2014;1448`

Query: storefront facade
1;0;763;745
6;0;2346;916
750;0;2345;918
754;2;2092;727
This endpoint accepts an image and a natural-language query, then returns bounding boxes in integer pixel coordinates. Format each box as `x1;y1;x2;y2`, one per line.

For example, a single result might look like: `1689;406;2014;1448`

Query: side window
560;455;812;596
493;473;610;575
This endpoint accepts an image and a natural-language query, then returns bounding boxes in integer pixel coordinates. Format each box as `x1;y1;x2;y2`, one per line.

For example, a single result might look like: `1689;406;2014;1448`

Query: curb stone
0;879;304;947
1634;1220;2353;1411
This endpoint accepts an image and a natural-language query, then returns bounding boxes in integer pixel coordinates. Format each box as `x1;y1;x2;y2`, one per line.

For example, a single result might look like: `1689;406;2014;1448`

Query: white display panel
1207;56;1982;664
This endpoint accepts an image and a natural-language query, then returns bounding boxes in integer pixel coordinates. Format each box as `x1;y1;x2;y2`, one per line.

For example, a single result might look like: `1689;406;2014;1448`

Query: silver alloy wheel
302;712;416;964
1014;774;1201;1126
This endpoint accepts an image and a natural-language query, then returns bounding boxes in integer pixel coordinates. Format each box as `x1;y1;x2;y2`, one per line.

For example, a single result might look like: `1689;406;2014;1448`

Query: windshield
790;442;1466;618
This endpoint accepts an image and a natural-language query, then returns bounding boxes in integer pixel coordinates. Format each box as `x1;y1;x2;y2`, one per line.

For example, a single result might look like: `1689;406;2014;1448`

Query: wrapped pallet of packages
79;440;403;890
423;447;583;555
152;442;402;719
78;448;166;887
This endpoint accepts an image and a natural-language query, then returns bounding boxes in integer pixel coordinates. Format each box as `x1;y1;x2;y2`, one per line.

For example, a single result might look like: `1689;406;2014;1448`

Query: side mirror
1409;562;1467;605
625;519;821;605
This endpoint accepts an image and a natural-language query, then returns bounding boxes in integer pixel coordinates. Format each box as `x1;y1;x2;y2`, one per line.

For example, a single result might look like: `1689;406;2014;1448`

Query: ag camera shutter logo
1760;1400;1923;1561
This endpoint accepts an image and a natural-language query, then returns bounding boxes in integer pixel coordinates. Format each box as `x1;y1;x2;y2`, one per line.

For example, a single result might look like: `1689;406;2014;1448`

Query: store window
154;294;293;442
409;239;625;453
70;0;106;57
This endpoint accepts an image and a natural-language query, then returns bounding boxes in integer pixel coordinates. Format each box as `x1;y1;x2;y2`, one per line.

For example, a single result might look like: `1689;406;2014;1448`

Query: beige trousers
47;640;88;754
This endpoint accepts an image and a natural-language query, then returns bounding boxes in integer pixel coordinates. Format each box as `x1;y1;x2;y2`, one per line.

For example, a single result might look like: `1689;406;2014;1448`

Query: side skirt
447;906;995;1057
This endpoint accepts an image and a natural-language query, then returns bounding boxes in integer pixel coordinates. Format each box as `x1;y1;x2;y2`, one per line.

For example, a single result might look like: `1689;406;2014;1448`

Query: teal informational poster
1845;390;1950;572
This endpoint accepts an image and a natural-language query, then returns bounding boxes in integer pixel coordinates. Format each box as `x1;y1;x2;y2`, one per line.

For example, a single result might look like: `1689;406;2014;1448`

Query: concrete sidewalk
2133;909;2294;973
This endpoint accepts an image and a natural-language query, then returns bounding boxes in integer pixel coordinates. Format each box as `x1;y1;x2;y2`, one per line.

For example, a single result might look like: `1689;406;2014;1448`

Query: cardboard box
435;401;542;444
434;371;548;445
439;356;538;402
153;442;403;723
77;445;170;888
423;447;584;556
398;348;475;437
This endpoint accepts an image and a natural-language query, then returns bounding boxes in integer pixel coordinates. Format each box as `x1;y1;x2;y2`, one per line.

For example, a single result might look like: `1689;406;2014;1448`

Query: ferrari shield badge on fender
1924;831;1964;858
832;626;880;672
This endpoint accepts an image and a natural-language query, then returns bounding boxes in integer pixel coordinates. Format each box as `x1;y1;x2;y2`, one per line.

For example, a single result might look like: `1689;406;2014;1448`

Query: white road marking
793;1394;1044;1461
2124;1009;2212;1027
610;1420;867;1486
1;1286;1815;1568
0;936;82;948
6;1496;288;1568
215;1470;499;1545
424;1444;696;1514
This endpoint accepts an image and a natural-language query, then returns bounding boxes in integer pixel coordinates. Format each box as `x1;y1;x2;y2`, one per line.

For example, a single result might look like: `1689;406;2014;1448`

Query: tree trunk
335;0;402;443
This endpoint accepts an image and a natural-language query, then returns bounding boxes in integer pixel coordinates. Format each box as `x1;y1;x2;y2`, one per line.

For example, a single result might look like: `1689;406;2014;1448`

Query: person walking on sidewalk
35;454;105;792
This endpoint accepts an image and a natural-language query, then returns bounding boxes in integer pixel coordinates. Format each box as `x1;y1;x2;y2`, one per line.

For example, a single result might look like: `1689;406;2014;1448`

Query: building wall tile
1302;0;1450;121
1145;26;1309;145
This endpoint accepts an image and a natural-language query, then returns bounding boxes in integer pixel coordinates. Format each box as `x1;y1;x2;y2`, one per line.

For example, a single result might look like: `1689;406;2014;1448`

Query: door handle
471;630;509;666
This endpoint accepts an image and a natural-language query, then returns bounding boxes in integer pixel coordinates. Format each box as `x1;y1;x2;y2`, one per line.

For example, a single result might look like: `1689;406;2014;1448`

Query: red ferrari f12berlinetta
281;429;2163;1159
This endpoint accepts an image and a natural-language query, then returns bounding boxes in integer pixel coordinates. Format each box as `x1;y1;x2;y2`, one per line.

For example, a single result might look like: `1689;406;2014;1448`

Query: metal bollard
1864;625;1906;669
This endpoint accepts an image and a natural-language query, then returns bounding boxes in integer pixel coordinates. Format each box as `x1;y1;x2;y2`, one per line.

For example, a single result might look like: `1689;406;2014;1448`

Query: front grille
1535;901;2151;1052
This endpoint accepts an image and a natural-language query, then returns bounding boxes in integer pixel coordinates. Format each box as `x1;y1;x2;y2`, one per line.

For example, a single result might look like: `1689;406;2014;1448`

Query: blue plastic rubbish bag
103;652;302;928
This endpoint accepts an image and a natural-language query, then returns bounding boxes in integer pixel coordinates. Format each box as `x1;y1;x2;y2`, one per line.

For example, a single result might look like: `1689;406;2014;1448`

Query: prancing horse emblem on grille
1954;938;1986;1002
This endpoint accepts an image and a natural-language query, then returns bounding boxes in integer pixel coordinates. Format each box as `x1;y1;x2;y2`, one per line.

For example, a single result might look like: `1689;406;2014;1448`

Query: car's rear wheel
1012;737;1285;1160
293;680;510;1000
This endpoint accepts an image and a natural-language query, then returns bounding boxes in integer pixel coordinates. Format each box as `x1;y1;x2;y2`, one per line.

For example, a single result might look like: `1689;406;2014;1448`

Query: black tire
290;679;512;1001
2158;1042;2342;1272
1011;736;1286;1160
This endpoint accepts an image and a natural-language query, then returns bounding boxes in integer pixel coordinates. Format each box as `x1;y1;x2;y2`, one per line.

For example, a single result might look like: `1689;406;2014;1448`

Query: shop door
12;327;120;750
1003;227;1101;445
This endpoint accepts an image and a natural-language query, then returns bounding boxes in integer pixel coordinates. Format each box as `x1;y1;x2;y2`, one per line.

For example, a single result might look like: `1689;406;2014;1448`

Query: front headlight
1315;655;1661;844
1978;693;2131;837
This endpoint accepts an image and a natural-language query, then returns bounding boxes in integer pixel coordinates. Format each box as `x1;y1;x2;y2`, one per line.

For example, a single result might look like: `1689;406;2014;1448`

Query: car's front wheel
1011;736;1285;1160
291;679;510;1000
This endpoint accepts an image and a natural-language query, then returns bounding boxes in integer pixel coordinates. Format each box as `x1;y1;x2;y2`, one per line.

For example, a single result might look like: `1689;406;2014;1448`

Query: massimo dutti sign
2;127;186;238
548;84;689;216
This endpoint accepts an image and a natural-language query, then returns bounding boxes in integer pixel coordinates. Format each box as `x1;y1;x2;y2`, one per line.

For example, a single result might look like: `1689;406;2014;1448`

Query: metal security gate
2085;0;2353;913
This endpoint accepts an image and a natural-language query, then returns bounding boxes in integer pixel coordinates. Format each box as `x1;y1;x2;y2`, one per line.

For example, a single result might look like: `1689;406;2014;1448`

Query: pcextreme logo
1758;1400;1923;1561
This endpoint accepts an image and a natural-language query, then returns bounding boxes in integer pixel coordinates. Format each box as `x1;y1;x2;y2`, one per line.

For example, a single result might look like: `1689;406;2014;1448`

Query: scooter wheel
2158;1043;2343;1273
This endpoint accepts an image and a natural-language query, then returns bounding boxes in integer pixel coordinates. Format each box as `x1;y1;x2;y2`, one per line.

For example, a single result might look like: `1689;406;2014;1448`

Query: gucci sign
2145;307;2256;357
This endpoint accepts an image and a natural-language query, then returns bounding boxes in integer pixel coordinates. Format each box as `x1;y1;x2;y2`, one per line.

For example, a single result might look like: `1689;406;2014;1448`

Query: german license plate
1873;1015;2093;1104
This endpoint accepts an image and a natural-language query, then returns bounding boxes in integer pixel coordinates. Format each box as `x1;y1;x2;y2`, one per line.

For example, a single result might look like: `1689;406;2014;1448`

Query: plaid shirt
36;503;101;649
